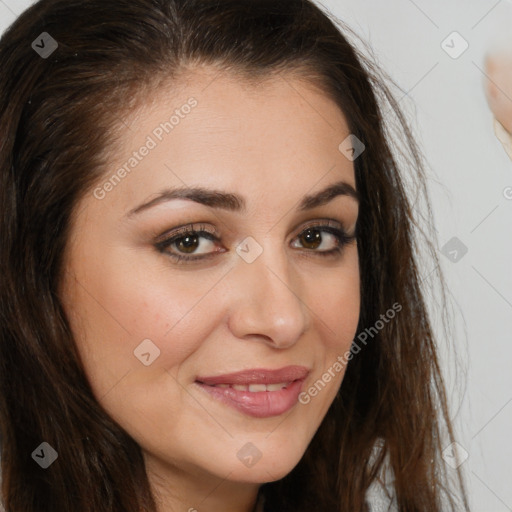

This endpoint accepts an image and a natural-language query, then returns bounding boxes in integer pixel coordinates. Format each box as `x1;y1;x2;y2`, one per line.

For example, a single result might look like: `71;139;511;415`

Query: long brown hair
0;0;469;510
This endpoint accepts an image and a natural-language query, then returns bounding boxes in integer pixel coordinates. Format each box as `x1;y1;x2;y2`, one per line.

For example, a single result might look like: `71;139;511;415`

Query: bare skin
484;49;512;134
59;67;361;512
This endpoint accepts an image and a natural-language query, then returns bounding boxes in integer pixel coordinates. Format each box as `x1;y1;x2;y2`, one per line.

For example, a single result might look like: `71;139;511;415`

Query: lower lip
195;379;306;418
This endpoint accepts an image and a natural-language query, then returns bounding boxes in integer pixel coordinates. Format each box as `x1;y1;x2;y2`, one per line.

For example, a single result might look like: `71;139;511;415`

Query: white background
1;1;511;510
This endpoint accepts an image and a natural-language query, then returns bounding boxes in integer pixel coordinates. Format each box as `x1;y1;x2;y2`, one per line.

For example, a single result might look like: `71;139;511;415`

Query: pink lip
195;365;309;418
196;365;309;386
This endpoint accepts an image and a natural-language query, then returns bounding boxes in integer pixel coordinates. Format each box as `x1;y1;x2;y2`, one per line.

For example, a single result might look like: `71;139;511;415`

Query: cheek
60;256;229;451
61;243;228;398
309;251;360;348
302;252;360;404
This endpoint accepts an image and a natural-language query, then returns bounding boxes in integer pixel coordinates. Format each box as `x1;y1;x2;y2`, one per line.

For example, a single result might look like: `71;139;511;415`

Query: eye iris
177;234;199;253
301;228;321;249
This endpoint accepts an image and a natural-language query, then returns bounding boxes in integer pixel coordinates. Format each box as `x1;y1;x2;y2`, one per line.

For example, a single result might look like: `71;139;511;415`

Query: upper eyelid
154;223;217;244
158;218;348;240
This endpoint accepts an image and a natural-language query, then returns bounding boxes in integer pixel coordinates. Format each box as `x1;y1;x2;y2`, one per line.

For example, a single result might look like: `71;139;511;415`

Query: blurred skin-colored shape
484;46;512;159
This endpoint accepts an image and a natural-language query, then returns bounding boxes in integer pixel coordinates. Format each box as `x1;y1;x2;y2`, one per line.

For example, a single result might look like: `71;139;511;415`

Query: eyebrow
126;180;360;218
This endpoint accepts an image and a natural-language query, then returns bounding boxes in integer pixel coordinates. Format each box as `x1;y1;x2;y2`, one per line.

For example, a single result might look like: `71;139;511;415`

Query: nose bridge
226;236;309;347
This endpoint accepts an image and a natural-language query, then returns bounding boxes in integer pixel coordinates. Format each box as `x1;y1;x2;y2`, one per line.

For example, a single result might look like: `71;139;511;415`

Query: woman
0;0;470;510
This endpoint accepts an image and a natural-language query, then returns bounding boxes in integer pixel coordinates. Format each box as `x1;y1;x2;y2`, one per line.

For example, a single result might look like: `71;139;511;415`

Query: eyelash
154;220;356;264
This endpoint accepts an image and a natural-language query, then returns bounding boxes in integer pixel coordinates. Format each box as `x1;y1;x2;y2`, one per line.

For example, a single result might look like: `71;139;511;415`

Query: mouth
194;365;309;418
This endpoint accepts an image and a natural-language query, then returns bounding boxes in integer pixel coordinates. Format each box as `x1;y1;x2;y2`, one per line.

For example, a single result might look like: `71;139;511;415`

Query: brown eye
155;224;220;261
160;231;217;256
299;228;322;249
292;224;352;254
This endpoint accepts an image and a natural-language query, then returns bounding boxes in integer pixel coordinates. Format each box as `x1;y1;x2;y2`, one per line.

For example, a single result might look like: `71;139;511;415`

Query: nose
226;242;310;349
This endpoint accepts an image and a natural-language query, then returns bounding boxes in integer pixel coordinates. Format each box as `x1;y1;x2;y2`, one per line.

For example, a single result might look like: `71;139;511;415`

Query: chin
227;463;299;484
218;442;308;484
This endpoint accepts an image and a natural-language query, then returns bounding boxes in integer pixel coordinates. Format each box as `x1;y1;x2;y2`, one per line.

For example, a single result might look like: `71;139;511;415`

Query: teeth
266;382;288;391
248;384;267;392
213;382;291;392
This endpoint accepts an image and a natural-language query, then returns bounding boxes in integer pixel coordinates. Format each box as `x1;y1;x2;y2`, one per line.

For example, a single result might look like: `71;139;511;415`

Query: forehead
87;67;357;219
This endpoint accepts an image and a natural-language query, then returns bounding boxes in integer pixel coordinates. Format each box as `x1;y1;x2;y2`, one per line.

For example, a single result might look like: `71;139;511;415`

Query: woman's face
60;68;360;506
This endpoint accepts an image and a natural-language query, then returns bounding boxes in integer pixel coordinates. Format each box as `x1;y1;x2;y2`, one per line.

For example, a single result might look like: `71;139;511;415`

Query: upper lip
196;365;310;386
